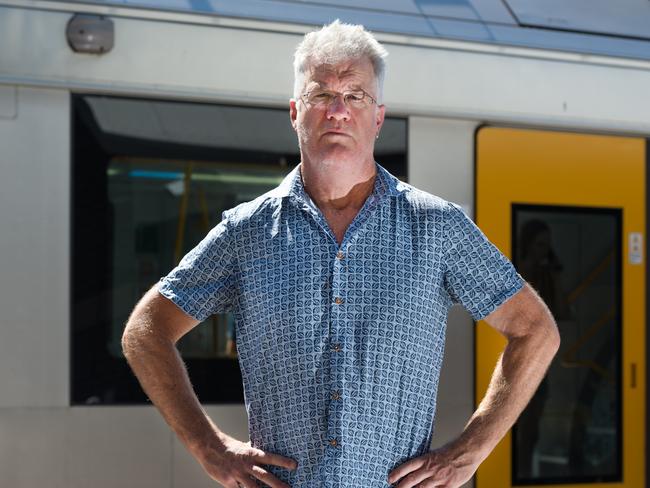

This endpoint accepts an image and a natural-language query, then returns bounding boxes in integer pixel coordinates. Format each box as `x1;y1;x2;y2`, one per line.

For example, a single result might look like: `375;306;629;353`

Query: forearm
122;324;225;458
452;326;559;464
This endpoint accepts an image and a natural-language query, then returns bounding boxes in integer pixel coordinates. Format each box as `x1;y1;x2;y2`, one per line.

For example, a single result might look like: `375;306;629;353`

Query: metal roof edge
2;0;650;72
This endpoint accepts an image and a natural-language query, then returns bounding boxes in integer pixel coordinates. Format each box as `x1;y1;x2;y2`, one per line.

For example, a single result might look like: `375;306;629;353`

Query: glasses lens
304;90;372;108
308;91;333;107
344;92;365;106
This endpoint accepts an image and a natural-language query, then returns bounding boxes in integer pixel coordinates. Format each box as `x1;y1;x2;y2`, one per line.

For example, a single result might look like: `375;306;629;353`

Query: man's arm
388;283;560;488
121;284;297;488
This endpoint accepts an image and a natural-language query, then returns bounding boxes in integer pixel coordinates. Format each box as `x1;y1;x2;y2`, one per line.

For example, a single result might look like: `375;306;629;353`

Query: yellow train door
475;127;646;488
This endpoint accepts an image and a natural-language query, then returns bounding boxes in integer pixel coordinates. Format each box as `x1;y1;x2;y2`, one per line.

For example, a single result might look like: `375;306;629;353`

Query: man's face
289;57;385;170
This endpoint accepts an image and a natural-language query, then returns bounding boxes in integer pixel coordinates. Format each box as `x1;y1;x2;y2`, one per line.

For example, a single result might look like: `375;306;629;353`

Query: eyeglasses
300;88;377;109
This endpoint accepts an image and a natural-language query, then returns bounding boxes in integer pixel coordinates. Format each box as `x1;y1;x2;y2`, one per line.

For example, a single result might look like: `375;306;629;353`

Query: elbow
121;324;136;360
121;314;173;361
532;298;561;357
550;324;561;355
545;318;561;359
526;311;560;361
121;319;144;361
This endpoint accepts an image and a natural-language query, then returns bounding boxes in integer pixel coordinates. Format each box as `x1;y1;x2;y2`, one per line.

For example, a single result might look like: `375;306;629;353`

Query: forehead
304;57;376;87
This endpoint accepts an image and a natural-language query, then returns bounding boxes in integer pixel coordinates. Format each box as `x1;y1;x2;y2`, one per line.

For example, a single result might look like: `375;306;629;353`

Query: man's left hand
387;444;477;488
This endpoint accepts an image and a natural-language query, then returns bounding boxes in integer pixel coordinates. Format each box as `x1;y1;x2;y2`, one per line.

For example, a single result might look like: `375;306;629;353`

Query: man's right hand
197;432;298;488
122;287;298;488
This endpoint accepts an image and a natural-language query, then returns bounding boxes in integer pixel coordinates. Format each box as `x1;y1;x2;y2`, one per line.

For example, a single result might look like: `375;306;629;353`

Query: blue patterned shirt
158;162;524;487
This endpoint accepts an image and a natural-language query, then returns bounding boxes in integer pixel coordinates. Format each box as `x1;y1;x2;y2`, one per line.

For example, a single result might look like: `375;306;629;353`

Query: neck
300;158;377;212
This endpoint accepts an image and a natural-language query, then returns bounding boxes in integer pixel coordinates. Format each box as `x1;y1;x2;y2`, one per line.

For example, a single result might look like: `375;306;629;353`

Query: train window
71;94;407;405
511;204;622;484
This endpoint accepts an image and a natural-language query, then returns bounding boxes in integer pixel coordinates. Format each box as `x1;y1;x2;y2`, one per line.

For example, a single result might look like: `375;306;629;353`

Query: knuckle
424;455;438;470
251;465;269;476
223;477;239;488
249;448;266;459
439;466;453;478
404;473;418;484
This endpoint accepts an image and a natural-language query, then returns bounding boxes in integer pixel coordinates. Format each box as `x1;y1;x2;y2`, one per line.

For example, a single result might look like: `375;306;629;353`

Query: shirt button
332;343;341;352
334;297;344;305
329;438;338;447
331;391;341;400
336;251;344;260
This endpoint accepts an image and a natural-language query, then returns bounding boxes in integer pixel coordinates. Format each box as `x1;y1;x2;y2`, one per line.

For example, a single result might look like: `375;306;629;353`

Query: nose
326;95;350;121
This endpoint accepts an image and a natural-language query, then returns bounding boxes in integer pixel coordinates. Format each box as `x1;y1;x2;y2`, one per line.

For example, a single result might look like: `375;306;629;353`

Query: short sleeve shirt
158;162;524;487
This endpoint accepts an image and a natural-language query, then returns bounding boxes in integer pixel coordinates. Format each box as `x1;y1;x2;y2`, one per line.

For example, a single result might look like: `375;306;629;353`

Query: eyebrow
307;82;365;92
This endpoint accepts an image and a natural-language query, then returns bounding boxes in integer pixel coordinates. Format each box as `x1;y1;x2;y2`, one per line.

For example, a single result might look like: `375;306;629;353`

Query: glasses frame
300;88;378;110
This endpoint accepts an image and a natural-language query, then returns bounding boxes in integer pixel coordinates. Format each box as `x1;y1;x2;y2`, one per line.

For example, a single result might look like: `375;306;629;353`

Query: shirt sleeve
442;202;524;321
158;212;238;322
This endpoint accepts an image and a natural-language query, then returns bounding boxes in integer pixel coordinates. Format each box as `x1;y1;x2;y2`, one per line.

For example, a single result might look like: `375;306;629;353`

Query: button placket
328;246;346;450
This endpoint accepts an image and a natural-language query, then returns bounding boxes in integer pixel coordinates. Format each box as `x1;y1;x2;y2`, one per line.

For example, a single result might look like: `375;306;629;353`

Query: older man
122;20;559;488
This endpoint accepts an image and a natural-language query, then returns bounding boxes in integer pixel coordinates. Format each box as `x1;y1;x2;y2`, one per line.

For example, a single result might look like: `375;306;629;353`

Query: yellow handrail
560;306;616;384
173;163;193;265
555;248;617;381
566;250;615;304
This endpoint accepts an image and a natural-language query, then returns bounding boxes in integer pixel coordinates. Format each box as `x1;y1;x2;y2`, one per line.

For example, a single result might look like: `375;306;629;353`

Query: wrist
448;422;495;467
445;438;483;467
185;424;228;461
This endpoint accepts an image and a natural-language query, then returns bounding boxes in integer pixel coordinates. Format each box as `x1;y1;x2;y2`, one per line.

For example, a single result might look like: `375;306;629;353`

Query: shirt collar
274;162;408;206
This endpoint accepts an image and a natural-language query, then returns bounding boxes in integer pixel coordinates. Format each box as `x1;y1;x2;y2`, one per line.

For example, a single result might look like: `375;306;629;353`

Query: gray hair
293;20;388;103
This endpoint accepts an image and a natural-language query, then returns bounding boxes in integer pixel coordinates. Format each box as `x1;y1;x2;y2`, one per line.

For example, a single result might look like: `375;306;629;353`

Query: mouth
323;130;350;137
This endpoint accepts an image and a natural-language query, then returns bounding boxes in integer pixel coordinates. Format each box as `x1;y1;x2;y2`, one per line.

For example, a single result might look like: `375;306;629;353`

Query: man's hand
387;284;559;488
122;287;298;487
388;284;559;488
387;443;476;488
196;431;298;488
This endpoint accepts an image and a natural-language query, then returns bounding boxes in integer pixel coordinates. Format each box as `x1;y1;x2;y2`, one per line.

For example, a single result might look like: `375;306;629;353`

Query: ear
375;104;386;135
289;99;298;131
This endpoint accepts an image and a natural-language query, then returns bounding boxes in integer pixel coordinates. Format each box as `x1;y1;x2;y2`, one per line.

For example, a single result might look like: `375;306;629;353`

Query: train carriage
1;0;650;486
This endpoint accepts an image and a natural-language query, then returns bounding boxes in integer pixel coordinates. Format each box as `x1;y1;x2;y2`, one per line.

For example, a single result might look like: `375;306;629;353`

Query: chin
321;143;357;159
320;150;356;165
303;143;370;170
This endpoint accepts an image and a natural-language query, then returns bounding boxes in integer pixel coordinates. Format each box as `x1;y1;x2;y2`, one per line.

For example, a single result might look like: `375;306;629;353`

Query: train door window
475;126;645;488
71;94;407;405
512;205;622;484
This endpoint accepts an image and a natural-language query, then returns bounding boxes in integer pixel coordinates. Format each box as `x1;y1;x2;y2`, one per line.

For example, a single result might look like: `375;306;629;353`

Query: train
1;0;649;487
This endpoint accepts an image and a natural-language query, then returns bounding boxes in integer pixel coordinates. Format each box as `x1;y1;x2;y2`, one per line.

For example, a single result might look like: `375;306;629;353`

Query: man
122;20;560;488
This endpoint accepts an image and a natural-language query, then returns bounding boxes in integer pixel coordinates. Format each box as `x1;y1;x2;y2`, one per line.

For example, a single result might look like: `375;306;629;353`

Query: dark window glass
512;204;622;484
71;94;407;405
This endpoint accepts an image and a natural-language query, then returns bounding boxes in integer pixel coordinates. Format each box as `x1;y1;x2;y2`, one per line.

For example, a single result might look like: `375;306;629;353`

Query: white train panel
0;86;69;408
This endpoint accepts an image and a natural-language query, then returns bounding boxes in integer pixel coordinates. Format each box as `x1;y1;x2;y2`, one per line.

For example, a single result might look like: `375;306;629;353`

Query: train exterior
1;0;650;487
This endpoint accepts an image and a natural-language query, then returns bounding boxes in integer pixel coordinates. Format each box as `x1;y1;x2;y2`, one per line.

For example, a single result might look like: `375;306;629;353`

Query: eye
311;91;333;102
344;92;364;104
